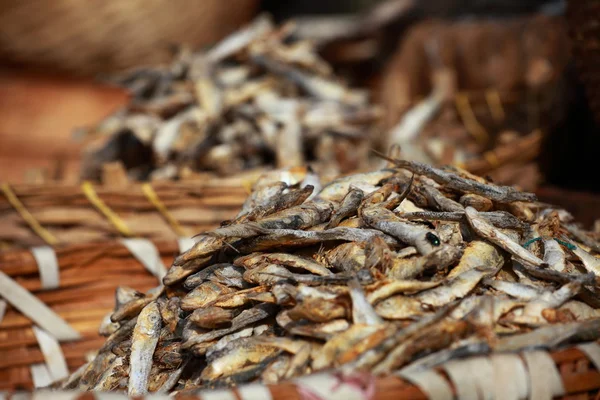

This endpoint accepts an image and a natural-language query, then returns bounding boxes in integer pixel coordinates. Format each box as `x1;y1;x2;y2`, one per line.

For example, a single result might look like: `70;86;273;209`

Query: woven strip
29;364;52;389
81;181;133;237
237;383;273;400
455;93;489;145
0;270;80;341
294;372;376;400
0;299;6;324
489;353;528;400
119;239;167;281
198;390;237;400
141;183;187;237
30;246;60;290
577;342;600;371
32;326;69;383
397;369;453;400
522;351;565;399
1;183;59;245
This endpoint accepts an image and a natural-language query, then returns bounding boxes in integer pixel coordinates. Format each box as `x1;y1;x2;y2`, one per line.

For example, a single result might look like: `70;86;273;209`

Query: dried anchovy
67;158;600;395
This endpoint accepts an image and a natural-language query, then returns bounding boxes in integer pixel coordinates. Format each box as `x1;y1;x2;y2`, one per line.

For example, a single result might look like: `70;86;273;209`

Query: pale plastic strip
9;394;29;400
0;391;6;400
32;391;80;400
94;393;128;400
443;360;480;400
178;237;196;254
0;270;80;341
397;369;453;400
0;300;6;324
461;357;495;400
146;395;172;400
30;363;53;389
293;372;375;400
30;246;60;290
120;238;167;281
522;351;565;400
237;383;274;400
32;326;69;382
490;353;529;400
199;389;237;400
577;342;600;371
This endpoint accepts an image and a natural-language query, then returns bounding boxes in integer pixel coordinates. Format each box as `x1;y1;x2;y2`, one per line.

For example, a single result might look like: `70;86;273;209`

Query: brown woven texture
0;171;256;249
378;15;569;191
567;0;600;125
0;239;181;390
0;0;259;76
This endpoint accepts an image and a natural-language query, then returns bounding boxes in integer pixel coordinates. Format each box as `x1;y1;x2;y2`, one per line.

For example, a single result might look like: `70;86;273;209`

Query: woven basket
0;171;259;249
0;238;182;389
0;189;599;396
0;232;599;396
378;14;569;191
0;0;259;76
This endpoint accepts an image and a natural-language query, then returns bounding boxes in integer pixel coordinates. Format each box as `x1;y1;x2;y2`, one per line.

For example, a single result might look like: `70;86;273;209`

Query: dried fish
128;302;162;396
361;206;441;255
80;17;380;181
325;188;364;229
66;160;600;394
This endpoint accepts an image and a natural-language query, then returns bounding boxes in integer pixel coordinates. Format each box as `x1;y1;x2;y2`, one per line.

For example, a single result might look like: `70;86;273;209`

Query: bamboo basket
0;170;262;249
0;238;185;390
0;194;599;396
378;15;569;191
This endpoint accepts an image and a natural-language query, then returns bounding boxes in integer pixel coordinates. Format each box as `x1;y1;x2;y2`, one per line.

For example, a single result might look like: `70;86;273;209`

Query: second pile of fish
80;15;380;181
62;156;600;394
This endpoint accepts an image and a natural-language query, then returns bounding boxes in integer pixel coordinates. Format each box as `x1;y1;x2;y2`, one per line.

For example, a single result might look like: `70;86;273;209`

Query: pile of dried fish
80;15;380;181
63;156;600;394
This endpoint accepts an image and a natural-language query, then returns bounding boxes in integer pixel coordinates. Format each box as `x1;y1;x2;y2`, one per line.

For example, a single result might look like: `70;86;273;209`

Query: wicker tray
0;170;260;249
1;237;600;396
0;238;185;389
1;342;599;398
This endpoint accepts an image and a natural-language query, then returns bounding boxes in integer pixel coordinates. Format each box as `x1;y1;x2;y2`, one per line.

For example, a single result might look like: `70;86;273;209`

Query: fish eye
425;232;441;246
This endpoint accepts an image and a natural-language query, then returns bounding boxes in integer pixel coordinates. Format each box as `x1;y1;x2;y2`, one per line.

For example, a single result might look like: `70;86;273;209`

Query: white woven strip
145;395;172;400
0;270;80;341
293;372;375;400
30;363;52;389
178;237;196;254
443;359;482;400
464;357;495;400
0;391;6;400
32;326;69;382
397;369;453;400
577;342;600;371
490;353;529;400
522;351;565;400
199;389;237;400
30;246;60;290
94;393;128;400
32;391;80;400
237;383;273;400
119;239;167;281
0;299;6;324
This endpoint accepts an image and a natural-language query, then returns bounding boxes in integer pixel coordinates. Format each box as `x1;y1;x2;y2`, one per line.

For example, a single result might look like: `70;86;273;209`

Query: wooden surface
0;69;128;183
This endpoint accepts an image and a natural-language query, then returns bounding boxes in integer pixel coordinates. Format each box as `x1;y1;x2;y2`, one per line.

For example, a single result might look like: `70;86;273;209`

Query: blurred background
0;0;598;224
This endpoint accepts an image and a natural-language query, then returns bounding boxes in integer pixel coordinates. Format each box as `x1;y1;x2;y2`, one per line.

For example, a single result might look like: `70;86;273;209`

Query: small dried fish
128;302;162;396
465;207;543;267
67;160;600;394
325;187;364;229
361;206;441;255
